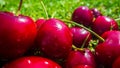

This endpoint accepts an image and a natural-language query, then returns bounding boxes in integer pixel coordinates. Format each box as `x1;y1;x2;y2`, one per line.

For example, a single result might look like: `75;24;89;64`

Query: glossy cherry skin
91;8;102;18
73;65;93;68
72;6;93;27
0;12;37;59
70;27;92;48
95;31;120;68
91;16;118;35
65;49;96;68
36;18;72;59
35;18;46;29
2;56;61;68
112;56;120;68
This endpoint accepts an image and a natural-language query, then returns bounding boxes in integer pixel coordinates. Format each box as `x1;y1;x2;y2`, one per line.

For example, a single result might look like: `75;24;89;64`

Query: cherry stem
51;11;57;18
81;34;90;48
16;0;23;16
72;45;84;51
40;0;49;19
72;45;77;49
63;19;105;42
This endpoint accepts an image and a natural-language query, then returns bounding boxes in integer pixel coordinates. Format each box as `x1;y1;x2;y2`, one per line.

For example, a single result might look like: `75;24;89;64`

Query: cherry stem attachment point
16;0;23;16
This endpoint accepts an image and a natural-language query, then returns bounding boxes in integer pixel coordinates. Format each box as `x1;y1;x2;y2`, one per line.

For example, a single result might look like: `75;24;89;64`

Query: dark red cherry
95;31;120;67
70;27;92;48
91;16;118;35
72;6;93;27
36;18;72;59
65;49;96;68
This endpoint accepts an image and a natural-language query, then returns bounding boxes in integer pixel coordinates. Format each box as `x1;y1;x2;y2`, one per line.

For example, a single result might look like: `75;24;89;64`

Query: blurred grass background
0;0;120;24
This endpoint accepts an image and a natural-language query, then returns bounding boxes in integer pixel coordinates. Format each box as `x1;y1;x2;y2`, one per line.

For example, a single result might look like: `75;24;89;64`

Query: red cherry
0;12;37;59
91;16;118;35
2;56;61;68
95;31;120;67
36;18;72;59
65;49;96;68
70;27;92;48
72;6;93;27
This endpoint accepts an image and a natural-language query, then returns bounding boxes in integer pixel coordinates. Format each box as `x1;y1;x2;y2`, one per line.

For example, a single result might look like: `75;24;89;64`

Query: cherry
65;49;96;68
36;18;72;59
112;56;120;68
2;56;61;68
71;6;93;27
91;8;102;18
70;27;92;48
95;31;120;67
73;65;93;68
0;12;37;59
91;16;118;35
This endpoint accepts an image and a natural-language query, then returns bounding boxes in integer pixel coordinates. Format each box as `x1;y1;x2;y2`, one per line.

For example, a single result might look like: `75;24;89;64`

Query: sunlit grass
0;0;120;25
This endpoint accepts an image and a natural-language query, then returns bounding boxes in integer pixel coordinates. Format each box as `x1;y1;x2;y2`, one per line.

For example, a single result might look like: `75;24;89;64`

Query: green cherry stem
72;45;77;49
63;19;105;42
51;11;57;18
72;45;81;51
72;45;85;51
81;33;90;48
40;0;49;19
16;0;23;16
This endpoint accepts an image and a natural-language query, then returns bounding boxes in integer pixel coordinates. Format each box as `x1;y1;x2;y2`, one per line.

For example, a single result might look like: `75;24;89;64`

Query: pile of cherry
0;5;120;68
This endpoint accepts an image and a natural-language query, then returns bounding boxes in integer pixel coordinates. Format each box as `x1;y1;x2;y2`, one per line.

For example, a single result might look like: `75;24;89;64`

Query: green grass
0;0;120;24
